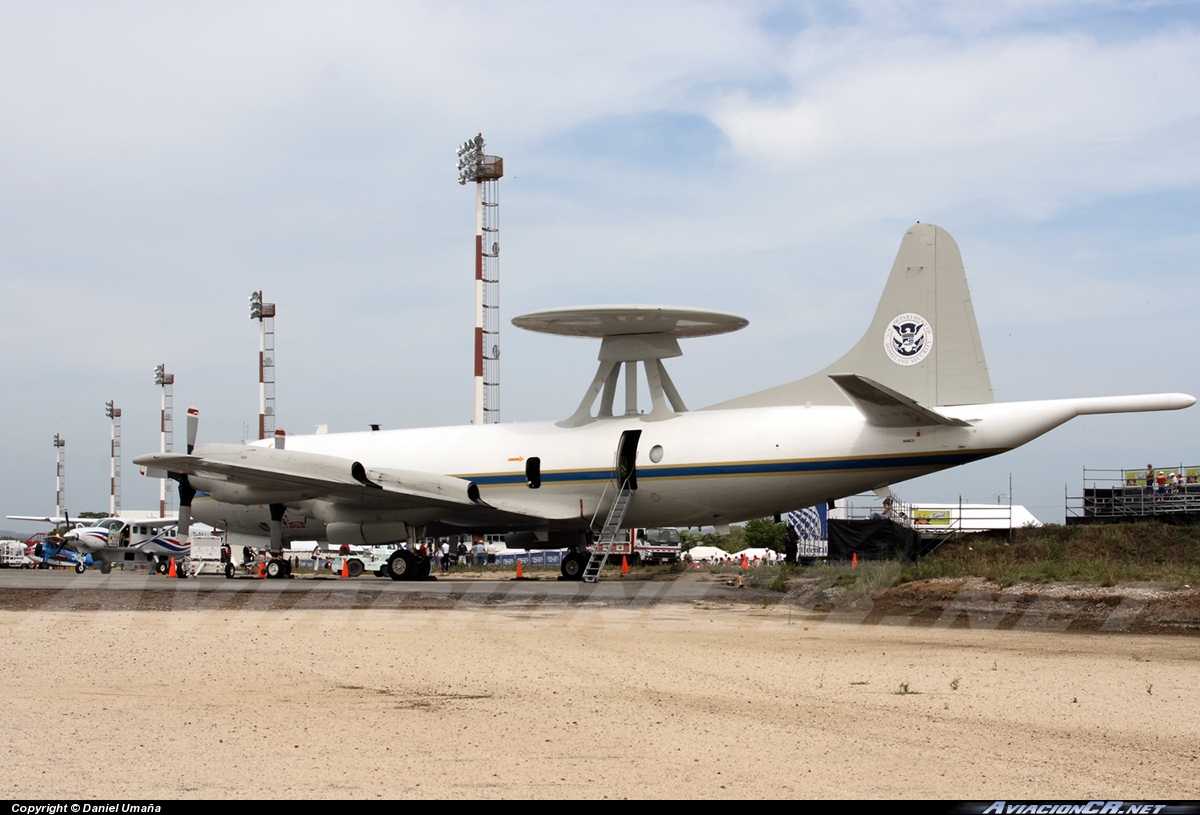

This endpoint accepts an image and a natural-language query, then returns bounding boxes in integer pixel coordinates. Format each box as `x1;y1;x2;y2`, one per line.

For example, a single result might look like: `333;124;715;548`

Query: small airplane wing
5;515;69;524
828;374;972;428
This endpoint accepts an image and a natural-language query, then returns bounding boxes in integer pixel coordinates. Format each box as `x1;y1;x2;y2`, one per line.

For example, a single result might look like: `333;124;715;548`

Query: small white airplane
59;516;188;575
5;513;186;574
134;223;1195;581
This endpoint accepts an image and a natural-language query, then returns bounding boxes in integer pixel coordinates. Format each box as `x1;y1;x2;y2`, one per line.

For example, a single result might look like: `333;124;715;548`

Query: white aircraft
58;516;188;575
134;223;1195;581
5;513;186;575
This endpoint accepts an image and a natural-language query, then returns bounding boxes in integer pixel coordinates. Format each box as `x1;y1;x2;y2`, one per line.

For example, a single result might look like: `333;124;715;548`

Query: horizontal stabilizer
829;374;972;428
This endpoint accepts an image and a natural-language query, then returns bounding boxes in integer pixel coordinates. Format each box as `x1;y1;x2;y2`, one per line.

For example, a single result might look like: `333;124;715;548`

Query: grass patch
897;522;1200;587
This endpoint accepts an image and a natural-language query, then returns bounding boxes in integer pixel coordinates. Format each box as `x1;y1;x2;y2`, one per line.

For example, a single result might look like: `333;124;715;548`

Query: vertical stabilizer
707;223;994;410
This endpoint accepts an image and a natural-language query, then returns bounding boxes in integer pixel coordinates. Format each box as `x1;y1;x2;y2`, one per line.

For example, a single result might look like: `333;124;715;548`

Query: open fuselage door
615;428;640;492
581;429;642;582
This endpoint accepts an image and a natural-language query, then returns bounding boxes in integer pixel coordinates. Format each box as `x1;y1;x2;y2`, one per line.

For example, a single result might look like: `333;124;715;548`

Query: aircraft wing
5;516;69;524
828;374;973;428
133;444;558;523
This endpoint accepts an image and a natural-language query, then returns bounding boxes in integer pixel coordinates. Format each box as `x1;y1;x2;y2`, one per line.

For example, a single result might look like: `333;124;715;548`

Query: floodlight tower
153;364;174;517
249;291;276;440
105;401;122;516
52;434;65;518
456;133;504;424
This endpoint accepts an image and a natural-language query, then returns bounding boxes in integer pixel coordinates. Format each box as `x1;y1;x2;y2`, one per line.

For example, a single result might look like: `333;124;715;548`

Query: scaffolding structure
832;484;1031;540
52;433;65;518
456;134;504;424
249;291;276;439
1066;464;1200;524
106;401;121;516
154;364;174;517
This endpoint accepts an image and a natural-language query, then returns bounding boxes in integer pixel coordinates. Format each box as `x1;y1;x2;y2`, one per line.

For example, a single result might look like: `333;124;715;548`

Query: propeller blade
176;476;197;541
176;500;192;542
186;407;199;455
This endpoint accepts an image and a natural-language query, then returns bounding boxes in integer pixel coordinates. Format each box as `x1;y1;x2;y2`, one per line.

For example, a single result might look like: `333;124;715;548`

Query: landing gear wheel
99;561;112;575
561;552;587;581
387;550;412;581
74;561;86;574
224;562;235;579
347;559;364;578
266;559;284;579
154;560;168;575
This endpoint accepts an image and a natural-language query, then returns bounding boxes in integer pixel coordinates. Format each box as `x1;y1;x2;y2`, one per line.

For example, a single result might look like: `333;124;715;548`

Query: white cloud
711;27;1200;217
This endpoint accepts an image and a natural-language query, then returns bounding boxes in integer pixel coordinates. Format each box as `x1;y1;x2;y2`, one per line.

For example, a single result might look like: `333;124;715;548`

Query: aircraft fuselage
188;397;1125;544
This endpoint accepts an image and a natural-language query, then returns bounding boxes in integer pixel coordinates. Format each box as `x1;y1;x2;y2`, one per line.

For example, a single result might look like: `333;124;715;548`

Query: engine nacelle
190;476;325;506
325;521;411;547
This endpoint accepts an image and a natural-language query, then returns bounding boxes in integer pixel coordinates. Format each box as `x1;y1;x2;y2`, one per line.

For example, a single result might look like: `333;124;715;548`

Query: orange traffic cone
341;559;349;578
168;557;176;578
621;555;629;574
257;561;266;578
851;552;858;569
741;554;749;570
516;560;524;579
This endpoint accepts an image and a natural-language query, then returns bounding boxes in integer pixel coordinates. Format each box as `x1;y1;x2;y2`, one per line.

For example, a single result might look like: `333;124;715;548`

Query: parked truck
600;528;682;566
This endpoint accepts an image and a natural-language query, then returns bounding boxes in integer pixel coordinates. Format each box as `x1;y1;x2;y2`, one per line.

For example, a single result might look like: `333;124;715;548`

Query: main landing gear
560;552;588;581
386;550;432;582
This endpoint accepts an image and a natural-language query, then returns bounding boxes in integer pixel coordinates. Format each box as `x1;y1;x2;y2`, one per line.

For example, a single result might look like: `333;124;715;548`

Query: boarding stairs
583;479;634;583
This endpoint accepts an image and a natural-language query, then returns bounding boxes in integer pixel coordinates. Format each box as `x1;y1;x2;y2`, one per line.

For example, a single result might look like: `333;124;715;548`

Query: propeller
56;511;72;544
171;407;201;542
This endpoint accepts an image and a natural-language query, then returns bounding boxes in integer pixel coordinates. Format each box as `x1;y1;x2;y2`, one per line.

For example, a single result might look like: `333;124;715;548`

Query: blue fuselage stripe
465;450;992;487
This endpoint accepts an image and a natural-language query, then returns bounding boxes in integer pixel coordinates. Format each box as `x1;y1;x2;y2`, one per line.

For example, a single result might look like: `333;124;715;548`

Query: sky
2;0;1198;531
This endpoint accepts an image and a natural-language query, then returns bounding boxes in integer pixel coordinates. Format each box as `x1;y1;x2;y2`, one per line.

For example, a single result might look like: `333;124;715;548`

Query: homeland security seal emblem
884;313;932;365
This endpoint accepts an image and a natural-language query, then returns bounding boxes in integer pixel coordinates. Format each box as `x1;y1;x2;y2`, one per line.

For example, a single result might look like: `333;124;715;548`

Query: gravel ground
2;576;1198;799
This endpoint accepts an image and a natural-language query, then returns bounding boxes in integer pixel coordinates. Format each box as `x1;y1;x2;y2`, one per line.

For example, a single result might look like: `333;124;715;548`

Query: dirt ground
2;577;1199;799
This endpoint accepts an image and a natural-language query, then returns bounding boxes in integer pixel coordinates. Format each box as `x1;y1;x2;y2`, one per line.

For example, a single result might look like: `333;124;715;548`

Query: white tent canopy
686;545;733;561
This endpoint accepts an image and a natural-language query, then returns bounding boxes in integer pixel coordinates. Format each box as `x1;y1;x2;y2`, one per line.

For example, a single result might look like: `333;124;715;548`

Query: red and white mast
153;364;174;516
105;401;121;515
457;134;504;424
52;433;65;518
249;291;276;440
